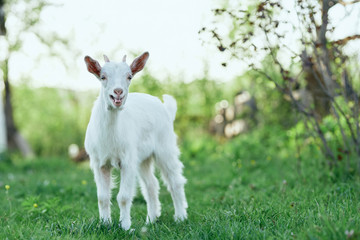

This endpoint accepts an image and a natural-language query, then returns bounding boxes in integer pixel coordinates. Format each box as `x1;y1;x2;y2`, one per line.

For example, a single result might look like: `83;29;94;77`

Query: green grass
1;130;360;239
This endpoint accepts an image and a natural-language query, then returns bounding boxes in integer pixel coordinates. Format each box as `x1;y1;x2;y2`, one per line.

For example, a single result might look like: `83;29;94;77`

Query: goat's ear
104;55;110;62
130;52;149;75
84;56;102;78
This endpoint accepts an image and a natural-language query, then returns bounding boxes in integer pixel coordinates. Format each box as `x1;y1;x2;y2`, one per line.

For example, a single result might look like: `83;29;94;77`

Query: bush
12;86;93;156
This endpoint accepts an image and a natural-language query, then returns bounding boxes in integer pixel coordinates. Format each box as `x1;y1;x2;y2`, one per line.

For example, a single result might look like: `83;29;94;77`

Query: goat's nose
114;88;123;96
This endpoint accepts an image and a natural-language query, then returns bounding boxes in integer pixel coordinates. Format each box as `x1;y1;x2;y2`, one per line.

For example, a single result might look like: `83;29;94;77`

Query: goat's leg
139;158;161;223
117;163;137;230
93;164;112;223
156;152;188;222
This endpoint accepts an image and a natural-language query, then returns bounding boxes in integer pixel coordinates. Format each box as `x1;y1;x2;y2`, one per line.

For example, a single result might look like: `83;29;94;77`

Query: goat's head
84;52;149;110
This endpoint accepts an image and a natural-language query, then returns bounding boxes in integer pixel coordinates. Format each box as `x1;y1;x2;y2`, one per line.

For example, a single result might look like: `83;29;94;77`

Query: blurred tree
0;0;6;153
0;90;5;153
0;0;5;36
0;0;74;157
201;0;360;170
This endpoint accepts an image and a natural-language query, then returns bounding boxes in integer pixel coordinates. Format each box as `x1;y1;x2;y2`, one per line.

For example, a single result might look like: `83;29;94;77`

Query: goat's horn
122;55;127;63
104;55;110;62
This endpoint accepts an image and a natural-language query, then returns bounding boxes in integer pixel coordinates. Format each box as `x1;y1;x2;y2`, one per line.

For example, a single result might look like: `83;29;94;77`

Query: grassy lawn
1;130;360;239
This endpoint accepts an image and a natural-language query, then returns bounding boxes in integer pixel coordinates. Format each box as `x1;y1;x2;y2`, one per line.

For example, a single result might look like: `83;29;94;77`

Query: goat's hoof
146;215;159;224
120;220;131;231
100;218;112;225
174;213;187;222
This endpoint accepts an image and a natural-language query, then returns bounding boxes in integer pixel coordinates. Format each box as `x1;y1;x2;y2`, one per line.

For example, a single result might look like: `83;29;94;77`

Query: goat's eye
100;75;106;80
127;75;132;81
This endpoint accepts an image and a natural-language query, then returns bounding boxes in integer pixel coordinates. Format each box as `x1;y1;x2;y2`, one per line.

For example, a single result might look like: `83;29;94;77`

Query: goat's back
125;93;175;127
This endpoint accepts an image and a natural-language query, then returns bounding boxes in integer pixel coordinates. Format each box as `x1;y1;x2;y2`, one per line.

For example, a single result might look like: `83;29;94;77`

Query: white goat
84;52;188;230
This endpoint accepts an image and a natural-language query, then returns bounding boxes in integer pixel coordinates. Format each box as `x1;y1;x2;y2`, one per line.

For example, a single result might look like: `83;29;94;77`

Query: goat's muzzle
110;95;124;107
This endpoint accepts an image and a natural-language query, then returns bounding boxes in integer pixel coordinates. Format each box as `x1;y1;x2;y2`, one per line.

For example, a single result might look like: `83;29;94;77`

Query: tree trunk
0;0;5;36
0;0;6;154
299;0;335;120
301;53;331;119
0;87;6;152
3;58;33;157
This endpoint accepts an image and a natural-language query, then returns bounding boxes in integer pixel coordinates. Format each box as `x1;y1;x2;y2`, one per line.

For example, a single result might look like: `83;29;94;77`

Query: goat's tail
163;94;177;122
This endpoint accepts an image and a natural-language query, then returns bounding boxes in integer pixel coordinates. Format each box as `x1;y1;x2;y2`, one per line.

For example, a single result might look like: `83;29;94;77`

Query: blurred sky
4;0;360;91
8;0;242;91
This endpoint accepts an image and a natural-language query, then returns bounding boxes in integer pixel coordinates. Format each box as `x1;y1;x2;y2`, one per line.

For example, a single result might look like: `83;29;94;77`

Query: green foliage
232;65;296;127
287;112;360;178
131;73;228;135
11;86;93;156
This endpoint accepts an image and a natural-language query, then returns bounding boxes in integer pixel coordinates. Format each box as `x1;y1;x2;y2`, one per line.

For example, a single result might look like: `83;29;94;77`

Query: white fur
84;53;188;230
